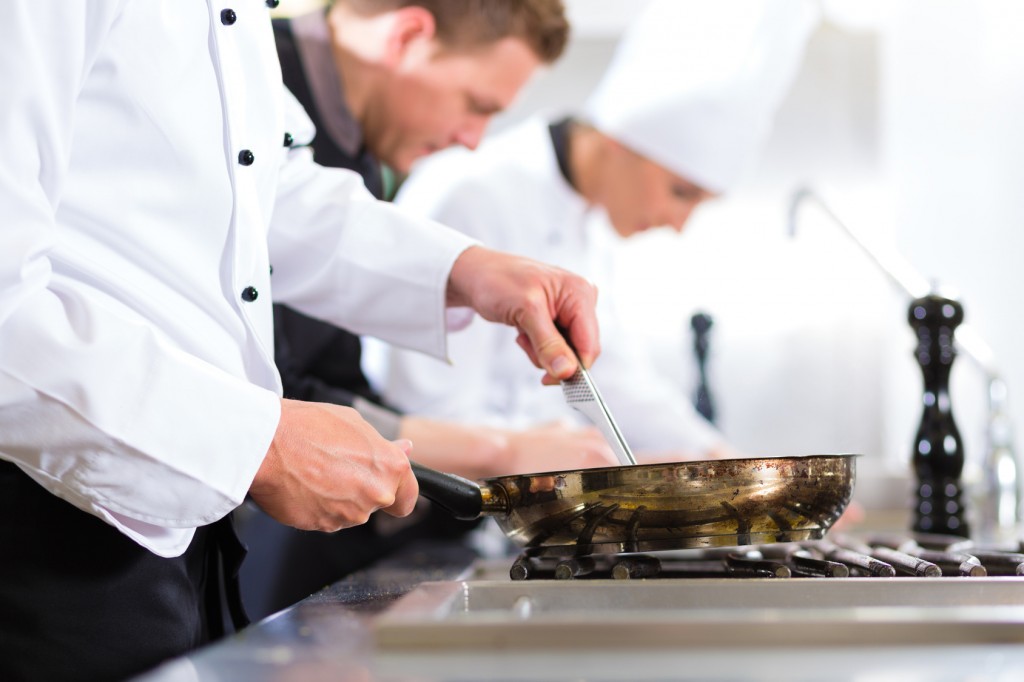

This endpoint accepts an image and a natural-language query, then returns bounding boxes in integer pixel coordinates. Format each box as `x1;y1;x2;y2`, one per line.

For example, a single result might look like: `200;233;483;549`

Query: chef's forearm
0;337;280;557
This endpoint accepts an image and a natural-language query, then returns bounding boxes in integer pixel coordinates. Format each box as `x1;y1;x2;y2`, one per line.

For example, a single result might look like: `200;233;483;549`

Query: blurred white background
279;1;1024;518
482;0;1024;515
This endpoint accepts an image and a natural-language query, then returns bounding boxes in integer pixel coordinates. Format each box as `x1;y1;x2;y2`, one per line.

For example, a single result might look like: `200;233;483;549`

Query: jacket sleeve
267;89;478;362
0;1;281;558
372;164;535;427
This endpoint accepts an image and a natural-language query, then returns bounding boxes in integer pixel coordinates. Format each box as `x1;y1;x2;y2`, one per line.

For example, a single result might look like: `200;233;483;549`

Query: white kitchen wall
881;1;1024;515
491;0;1024;513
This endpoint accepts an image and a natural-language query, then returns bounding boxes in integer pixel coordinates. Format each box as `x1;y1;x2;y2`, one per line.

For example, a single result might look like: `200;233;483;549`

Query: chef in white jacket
372;0;817;460
0;3;599;680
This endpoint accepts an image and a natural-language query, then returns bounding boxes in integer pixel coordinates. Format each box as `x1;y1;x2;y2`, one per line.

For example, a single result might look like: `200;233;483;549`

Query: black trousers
0;461;247;682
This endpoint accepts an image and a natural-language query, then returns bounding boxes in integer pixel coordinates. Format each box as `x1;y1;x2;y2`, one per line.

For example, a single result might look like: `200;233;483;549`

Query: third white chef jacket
369;117;723;457
0;0;475;557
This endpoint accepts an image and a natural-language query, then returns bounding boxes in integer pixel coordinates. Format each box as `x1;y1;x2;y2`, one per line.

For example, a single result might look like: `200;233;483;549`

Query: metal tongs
560;348;637;466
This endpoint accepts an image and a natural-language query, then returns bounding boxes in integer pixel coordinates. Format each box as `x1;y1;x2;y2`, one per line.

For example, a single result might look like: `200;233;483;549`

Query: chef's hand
399;417;618;479
447;246;600;384
503;421;619;472
251;399;419;531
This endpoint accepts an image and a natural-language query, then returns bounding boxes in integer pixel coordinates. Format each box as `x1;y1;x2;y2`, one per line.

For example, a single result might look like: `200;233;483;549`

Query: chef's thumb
522;320;579;382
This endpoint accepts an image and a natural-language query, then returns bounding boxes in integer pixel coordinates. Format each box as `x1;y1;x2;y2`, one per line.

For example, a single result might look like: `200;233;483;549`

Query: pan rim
480;452;861;483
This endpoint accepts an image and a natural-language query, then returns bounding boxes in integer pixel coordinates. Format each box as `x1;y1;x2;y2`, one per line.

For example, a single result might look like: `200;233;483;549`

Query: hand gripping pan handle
410;461;483;521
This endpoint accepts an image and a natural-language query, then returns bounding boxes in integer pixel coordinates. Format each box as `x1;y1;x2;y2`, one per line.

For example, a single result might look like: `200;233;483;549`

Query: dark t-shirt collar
548;116;577;191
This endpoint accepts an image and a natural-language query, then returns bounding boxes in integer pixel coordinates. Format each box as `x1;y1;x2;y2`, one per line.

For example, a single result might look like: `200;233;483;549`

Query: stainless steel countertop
134;539;1024;682
134;541;478;682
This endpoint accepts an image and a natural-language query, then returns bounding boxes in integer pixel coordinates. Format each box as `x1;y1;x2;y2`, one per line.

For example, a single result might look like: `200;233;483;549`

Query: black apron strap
207;513;251;636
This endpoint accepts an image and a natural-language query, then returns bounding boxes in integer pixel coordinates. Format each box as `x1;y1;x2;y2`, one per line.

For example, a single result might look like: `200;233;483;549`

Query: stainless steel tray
374;570;1024;649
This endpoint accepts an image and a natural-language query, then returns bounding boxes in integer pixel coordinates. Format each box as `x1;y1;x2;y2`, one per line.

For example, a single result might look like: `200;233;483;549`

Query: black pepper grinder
690;311;716;425
908;293;968;536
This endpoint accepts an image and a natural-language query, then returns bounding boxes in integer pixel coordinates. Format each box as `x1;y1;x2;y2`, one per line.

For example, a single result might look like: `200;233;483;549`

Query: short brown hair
341;0;570;63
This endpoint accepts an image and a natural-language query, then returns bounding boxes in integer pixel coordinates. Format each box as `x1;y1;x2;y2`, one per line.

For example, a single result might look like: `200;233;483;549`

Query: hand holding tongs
560;346;637;466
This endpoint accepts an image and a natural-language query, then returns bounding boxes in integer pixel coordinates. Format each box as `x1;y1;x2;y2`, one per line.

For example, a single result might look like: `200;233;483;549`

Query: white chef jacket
370;117;723;456
0;1;474;557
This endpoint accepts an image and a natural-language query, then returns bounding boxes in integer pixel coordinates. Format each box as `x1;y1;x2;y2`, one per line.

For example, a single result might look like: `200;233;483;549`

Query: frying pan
412;455;856;557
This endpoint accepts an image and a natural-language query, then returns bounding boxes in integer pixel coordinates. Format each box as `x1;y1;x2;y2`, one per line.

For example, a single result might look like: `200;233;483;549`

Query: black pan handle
411;461;483;521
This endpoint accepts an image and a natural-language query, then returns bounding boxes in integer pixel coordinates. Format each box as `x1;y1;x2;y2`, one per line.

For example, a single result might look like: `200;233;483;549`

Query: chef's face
363;37;540;173
598;142;715;239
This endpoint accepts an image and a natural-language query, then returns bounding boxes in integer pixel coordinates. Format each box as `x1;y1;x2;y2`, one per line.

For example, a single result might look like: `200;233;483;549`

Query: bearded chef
0;3;600;681
369;0;818;460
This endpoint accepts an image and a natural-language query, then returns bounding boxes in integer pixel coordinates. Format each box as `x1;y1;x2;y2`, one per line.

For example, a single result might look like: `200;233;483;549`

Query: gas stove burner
507;532;1024;580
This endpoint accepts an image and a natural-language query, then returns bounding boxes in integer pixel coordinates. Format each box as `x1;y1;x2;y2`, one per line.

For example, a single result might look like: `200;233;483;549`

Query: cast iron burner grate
508;532;1024;580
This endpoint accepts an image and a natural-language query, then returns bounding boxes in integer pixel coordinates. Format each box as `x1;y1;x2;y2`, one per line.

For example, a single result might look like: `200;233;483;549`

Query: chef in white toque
366;0;819;463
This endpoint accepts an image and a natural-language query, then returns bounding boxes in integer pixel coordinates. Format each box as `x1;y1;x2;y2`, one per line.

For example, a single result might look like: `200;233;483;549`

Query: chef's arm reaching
253;244;602;532
398;417;619;480
256;93;603;533
268;101;598;381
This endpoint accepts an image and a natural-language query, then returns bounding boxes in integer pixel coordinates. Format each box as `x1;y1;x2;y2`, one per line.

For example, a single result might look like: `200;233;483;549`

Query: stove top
505;532;1024;580
134;537;1024;682
372;532;1024;651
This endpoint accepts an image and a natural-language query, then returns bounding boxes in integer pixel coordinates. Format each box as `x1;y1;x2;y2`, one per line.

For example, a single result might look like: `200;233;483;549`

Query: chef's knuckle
316;519;339;533
312;514;338;532
376;489;398;510
387;454;411;474
296;516;318;532
518;288;548;319
534;337;565;362
345;508;371;528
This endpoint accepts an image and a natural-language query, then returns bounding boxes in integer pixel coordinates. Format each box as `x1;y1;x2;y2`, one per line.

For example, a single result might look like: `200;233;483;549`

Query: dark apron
0;461;248;682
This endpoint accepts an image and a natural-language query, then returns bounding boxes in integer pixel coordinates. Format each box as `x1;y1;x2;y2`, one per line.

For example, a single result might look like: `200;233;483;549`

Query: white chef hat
584;0;819;194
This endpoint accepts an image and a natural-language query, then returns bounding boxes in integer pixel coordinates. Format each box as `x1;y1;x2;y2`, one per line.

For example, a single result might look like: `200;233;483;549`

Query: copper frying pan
413;454;856;557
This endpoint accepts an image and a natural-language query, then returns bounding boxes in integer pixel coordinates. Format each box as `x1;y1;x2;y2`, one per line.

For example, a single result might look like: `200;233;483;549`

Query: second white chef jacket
0;0;475;557
367;117;724;457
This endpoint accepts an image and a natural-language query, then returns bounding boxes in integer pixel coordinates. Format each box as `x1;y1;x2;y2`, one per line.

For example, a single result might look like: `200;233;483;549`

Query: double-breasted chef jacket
0;0;476;559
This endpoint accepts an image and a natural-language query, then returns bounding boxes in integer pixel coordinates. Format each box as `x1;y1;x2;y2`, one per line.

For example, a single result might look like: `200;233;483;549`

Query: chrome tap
787;187;930;299
982;377;1020;540
788;186;1020;538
